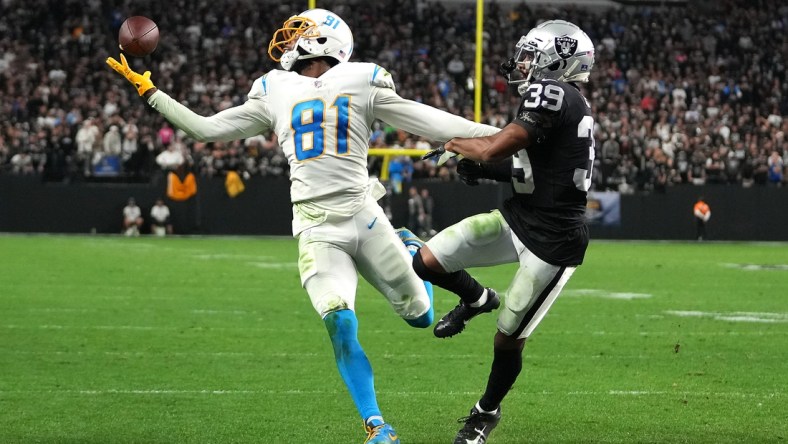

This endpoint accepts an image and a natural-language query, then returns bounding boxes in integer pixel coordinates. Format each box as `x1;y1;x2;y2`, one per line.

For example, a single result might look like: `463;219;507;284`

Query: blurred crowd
1;0;786;190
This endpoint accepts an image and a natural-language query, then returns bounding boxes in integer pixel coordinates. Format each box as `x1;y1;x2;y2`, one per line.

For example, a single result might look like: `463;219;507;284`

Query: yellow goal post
368;148;429;180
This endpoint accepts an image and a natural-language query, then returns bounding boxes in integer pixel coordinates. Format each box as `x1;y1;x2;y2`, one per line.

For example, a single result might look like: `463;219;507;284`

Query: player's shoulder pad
248;73;271;99
248;70;292;99
369;64;396;90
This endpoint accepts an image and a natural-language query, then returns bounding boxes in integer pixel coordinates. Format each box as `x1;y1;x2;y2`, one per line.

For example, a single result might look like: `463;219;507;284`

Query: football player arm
445;122;531;163
107;55;271;142
146;90;271;142
372;88;500;141
456;157;513;185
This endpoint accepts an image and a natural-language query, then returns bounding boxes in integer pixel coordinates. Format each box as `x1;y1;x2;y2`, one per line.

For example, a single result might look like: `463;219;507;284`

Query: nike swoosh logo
464;426;486;444
367;217;378;229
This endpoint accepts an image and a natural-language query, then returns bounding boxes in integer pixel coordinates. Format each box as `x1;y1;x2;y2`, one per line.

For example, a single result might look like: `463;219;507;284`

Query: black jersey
501;79;594;266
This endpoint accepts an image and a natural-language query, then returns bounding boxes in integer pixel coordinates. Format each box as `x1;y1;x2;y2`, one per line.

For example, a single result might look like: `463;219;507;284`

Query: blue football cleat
364;421;400;444
395;227;424;251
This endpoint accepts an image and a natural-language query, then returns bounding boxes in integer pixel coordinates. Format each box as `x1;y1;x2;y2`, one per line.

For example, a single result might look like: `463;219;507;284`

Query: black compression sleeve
479;159;513;183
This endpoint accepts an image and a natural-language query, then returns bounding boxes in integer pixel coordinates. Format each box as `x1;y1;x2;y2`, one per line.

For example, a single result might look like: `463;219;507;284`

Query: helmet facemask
512;36;540;86
268;16;320;66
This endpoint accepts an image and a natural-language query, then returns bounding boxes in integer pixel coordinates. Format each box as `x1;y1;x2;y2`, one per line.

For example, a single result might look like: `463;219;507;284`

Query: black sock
413;252;484;304
479;348;522;412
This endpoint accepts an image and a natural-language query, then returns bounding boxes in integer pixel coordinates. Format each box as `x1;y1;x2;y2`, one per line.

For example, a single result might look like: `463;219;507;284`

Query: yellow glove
106;53;155;96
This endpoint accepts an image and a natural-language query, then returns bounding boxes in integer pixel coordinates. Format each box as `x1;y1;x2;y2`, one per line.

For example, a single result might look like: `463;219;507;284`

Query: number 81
291;96;351;161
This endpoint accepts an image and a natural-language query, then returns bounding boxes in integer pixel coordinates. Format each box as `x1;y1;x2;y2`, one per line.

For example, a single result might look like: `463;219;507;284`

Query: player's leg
412;210;519;337
299;232;396;442
351;200;432;331
394;226;434;327
454;245;576;444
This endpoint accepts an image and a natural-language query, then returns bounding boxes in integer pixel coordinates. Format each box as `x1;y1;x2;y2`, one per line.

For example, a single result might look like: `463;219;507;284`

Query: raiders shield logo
555;36;578;59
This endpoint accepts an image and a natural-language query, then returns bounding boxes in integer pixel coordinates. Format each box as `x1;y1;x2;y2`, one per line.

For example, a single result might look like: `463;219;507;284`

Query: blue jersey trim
371;65;381;84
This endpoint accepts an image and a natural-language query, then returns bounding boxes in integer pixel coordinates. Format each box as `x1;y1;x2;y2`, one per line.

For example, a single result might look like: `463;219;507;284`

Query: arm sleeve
147;90;272;142
371;87;499;142
479;159;513;182
512;109;560;145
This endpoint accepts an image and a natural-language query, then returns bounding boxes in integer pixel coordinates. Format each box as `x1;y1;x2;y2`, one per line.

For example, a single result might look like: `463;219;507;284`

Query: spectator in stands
102;125;122;159
121;120;138;164
767;151;784;186
388;156;413;195
157;122;174;148
0;0;785;192
122;197;144;237
10;150;34;175
75;118;99;176
156;139;187;172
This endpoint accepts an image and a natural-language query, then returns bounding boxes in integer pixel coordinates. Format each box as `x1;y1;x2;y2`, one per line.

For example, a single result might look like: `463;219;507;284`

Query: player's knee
413;250;442;281
494;331;526;351
323;309;358;344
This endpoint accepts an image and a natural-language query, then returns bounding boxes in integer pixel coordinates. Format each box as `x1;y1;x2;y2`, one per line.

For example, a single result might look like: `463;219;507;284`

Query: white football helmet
268;8;353;71
501;20;594;88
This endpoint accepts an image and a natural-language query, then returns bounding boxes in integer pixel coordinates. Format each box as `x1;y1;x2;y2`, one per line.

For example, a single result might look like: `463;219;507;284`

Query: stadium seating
0;0;785;190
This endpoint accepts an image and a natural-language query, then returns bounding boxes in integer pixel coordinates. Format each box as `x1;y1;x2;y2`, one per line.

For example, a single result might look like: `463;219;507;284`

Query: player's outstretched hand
422;146;463;167
456;158;484;186
422;146;445;161
106;53;156;96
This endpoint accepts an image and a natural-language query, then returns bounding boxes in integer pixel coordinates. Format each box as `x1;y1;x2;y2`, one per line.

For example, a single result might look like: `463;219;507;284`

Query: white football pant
426;210;575;339
298;197;430;321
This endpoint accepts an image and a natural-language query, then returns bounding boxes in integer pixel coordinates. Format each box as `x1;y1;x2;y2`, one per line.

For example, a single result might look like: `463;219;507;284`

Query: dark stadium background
1;0;786;239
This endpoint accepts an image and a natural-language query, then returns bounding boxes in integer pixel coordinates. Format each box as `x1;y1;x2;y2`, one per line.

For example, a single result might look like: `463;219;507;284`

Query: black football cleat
434;288;500;338
453;405;501;444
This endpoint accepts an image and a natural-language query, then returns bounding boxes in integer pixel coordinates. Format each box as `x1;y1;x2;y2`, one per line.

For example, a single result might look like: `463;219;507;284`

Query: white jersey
147;62;500;234
150;204;170;223
123;205;141;223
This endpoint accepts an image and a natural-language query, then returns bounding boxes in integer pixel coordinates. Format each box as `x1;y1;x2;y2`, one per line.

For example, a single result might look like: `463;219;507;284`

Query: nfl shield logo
555;36;578;59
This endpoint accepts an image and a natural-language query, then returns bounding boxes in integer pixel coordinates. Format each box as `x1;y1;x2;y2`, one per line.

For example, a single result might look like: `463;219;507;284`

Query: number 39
522;83;564;112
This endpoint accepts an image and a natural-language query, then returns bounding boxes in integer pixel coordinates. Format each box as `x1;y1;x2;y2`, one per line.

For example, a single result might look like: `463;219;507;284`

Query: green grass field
1;235;786;443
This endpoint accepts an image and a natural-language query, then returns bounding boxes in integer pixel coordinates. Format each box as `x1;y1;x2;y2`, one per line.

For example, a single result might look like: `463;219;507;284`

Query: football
118;16;159;57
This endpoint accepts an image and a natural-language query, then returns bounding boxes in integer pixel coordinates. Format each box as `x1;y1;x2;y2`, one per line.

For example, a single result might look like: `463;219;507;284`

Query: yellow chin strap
268;16;320;62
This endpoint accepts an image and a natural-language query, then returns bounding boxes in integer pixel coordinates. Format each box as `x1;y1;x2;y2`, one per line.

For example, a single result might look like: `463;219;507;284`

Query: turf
1;235;786;443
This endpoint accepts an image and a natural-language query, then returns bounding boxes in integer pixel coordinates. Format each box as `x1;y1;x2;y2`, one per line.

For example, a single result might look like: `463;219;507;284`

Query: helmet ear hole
317;37;327;44
548;61;561;71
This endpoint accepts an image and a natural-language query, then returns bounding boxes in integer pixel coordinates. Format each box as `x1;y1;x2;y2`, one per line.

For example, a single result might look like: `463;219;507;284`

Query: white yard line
0;350;760;361
0;388;780;399
191;309;255;315
720;263;788;271
192;254;278;261
27;308;97;313
562;289;652;300
247;262;298;269
3;324;785;335
665;310;788;323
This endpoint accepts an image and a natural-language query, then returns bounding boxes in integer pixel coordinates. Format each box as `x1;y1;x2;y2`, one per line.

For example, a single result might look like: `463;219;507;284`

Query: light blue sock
324;310;381;421
405;247;434;328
